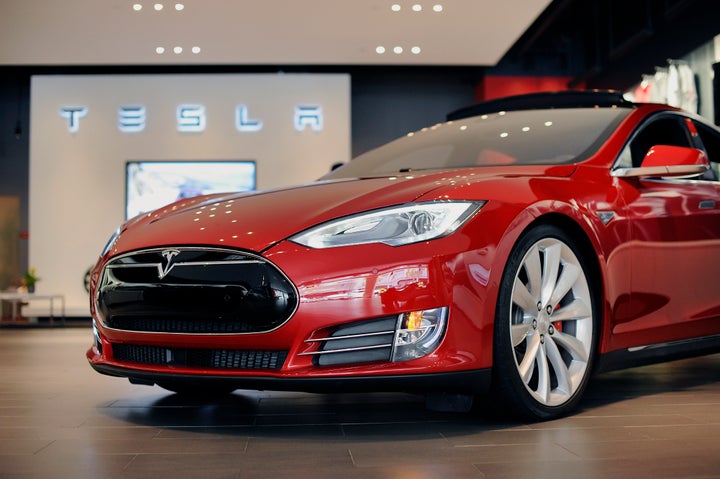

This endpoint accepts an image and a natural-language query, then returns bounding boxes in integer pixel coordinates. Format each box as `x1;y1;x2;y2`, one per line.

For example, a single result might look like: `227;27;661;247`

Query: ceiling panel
0;0;551;66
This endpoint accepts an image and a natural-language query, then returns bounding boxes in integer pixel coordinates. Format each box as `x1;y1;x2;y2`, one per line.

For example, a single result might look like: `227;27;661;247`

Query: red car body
87;92;720;419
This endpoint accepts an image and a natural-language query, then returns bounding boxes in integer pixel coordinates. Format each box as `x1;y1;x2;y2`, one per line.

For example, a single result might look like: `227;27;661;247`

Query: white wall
29;73;350;315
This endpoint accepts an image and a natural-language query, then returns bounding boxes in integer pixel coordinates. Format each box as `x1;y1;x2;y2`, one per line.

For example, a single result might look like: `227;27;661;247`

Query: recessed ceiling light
154;3;163;11
411;46;421;54
132;4;142;11
391;4;401;11
155;47;165;54
175;3;184;11
376;46;386;54
191;46;201;54
412;4;422;12
173;46;183;54
433;4;443;12
393;46;403;54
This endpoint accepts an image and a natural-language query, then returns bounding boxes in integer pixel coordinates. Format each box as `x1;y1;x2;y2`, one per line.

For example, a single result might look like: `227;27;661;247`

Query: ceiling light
154;3;163;11
132;4;142;11
173;46;183;54
191;46;201;54
433;4;443;12
175;3;184;10
393;46;403;54
376;46;386;54
155;47;165;54
412;4;422;12
411;46;421;54
391;4;401;11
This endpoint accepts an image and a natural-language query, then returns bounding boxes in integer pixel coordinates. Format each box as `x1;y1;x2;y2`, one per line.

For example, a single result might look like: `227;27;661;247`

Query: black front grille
97;248;298;334
112;343;288;370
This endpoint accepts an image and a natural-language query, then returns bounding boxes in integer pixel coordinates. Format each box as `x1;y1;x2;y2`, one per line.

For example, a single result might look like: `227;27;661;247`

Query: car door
610;113;720;350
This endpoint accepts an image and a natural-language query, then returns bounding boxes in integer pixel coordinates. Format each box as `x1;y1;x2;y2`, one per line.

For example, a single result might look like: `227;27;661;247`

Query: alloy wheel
508;237;594;407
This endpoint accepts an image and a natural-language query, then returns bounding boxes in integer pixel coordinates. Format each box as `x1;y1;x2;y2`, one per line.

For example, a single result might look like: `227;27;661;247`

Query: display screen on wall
126;160;256;220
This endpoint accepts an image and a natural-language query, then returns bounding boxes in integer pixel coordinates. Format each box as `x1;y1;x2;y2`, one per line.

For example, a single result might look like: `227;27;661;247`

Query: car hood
111;165;576;254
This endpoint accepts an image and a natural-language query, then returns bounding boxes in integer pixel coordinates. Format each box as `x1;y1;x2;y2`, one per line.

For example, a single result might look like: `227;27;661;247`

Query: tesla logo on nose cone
158;249;181;279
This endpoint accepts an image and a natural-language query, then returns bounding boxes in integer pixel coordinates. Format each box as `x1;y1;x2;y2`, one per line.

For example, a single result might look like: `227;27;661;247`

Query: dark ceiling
497;0;720;89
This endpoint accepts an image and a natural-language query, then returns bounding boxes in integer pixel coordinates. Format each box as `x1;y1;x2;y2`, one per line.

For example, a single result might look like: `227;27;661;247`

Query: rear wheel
492;224;597;420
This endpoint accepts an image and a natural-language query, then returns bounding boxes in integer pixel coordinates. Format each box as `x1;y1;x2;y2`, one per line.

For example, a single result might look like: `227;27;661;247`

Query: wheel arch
524;213;604;299
513;213;606;342
486;209;608;363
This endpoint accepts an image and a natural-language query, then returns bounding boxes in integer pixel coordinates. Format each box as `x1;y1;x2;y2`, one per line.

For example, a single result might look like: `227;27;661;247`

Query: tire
491;224;598;420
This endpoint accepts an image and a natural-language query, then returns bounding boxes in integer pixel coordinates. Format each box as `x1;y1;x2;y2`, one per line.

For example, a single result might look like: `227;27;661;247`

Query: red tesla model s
87;91;720;420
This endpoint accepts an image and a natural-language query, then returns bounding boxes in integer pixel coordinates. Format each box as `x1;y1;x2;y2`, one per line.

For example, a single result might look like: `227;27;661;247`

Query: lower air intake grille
106;316;257;334
302;316;397;366
112;343;288;370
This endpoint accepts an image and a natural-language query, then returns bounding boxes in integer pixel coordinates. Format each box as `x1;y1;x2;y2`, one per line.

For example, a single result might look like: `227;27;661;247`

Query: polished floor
0;326;719;479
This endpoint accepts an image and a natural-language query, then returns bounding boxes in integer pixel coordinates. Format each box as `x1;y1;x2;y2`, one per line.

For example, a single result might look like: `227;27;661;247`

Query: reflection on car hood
112;165;575;254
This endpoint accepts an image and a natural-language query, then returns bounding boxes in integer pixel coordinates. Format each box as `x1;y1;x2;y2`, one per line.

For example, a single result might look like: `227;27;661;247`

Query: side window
627;116;692;167
692;121;720;181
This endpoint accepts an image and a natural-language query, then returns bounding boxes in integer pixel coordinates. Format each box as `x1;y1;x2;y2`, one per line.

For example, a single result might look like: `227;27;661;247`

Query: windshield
326;107;631;179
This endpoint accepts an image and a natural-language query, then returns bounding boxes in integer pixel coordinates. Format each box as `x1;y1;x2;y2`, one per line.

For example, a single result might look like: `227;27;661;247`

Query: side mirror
612;145;710;178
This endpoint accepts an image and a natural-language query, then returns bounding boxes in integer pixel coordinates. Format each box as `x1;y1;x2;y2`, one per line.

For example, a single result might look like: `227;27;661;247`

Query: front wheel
491;224;598;420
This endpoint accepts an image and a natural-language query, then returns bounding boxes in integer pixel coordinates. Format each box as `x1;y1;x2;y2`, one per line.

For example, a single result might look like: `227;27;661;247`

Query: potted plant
22;268;40;293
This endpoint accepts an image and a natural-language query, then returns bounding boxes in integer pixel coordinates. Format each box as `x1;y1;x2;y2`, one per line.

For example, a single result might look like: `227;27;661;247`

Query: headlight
100;227;121;257
290;201;484;248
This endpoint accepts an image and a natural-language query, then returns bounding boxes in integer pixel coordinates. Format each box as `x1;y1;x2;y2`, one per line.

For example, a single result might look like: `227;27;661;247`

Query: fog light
391;307;448;362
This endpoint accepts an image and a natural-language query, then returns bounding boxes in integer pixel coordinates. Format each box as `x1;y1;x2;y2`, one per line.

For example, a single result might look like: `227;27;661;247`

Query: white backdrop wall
30;74;350;315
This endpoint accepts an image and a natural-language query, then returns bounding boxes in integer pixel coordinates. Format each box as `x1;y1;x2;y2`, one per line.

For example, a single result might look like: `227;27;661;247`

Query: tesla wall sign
59;104;324;134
